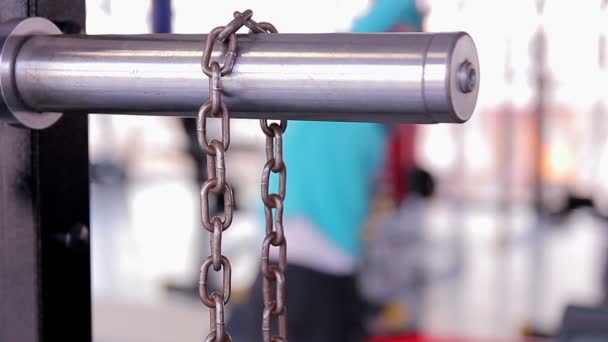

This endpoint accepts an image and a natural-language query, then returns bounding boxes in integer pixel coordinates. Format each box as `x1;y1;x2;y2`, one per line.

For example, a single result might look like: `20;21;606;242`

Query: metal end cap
0;17;62;129
423;32;480;123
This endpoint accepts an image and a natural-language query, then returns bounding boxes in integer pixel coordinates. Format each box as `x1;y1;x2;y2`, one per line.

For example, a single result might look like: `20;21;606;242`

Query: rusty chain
197;10;248;342
259;119;288;342
240;14;289;342
197;9;287;342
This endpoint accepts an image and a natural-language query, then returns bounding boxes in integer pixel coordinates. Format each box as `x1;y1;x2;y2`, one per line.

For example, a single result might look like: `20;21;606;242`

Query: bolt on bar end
0;17;62;129
424;32;480;124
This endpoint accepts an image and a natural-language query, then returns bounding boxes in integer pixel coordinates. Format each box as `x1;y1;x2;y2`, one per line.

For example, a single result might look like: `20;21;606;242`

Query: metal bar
8;29;479;125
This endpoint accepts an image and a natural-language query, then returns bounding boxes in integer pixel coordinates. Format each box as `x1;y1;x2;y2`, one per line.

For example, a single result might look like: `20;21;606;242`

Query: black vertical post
0;1;90;342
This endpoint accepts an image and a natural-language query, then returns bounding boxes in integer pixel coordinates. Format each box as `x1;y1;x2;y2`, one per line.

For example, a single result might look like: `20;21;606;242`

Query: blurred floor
92;177;608;341
421;201;607;339
92;177;260;342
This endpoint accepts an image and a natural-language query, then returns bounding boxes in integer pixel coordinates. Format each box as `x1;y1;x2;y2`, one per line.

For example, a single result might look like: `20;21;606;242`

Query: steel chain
197;9;287;342
248;14;288;341
197;10;250;342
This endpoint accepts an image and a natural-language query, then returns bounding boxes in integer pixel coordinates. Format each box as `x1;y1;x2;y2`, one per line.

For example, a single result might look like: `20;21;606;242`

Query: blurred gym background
88;0;608;341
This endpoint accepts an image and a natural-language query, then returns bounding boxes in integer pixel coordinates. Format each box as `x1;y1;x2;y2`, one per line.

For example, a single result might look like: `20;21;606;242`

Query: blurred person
229;121;385;342
228;1;424;341
361;167;435;337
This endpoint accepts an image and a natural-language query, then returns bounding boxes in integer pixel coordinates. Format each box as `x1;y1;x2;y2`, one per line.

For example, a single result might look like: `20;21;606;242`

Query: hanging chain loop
197;9;286;342
197;10;286;342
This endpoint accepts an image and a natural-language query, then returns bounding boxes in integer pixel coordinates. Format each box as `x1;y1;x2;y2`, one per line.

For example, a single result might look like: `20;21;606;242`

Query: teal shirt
352;0;422;33
275;121;385;257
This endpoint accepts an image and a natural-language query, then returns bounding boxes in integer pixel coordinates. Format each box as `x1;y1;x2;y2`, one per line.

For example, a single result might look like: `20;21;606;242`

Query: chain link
197;10;251;342
259;123;288;342
197;9;286;342
234;10;287;341
253;20;287;340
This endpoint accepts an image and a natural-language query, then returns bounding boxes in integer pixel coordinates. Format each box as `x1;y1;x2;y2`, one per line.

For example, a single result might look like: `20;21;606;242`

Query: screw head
457;61;477;94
